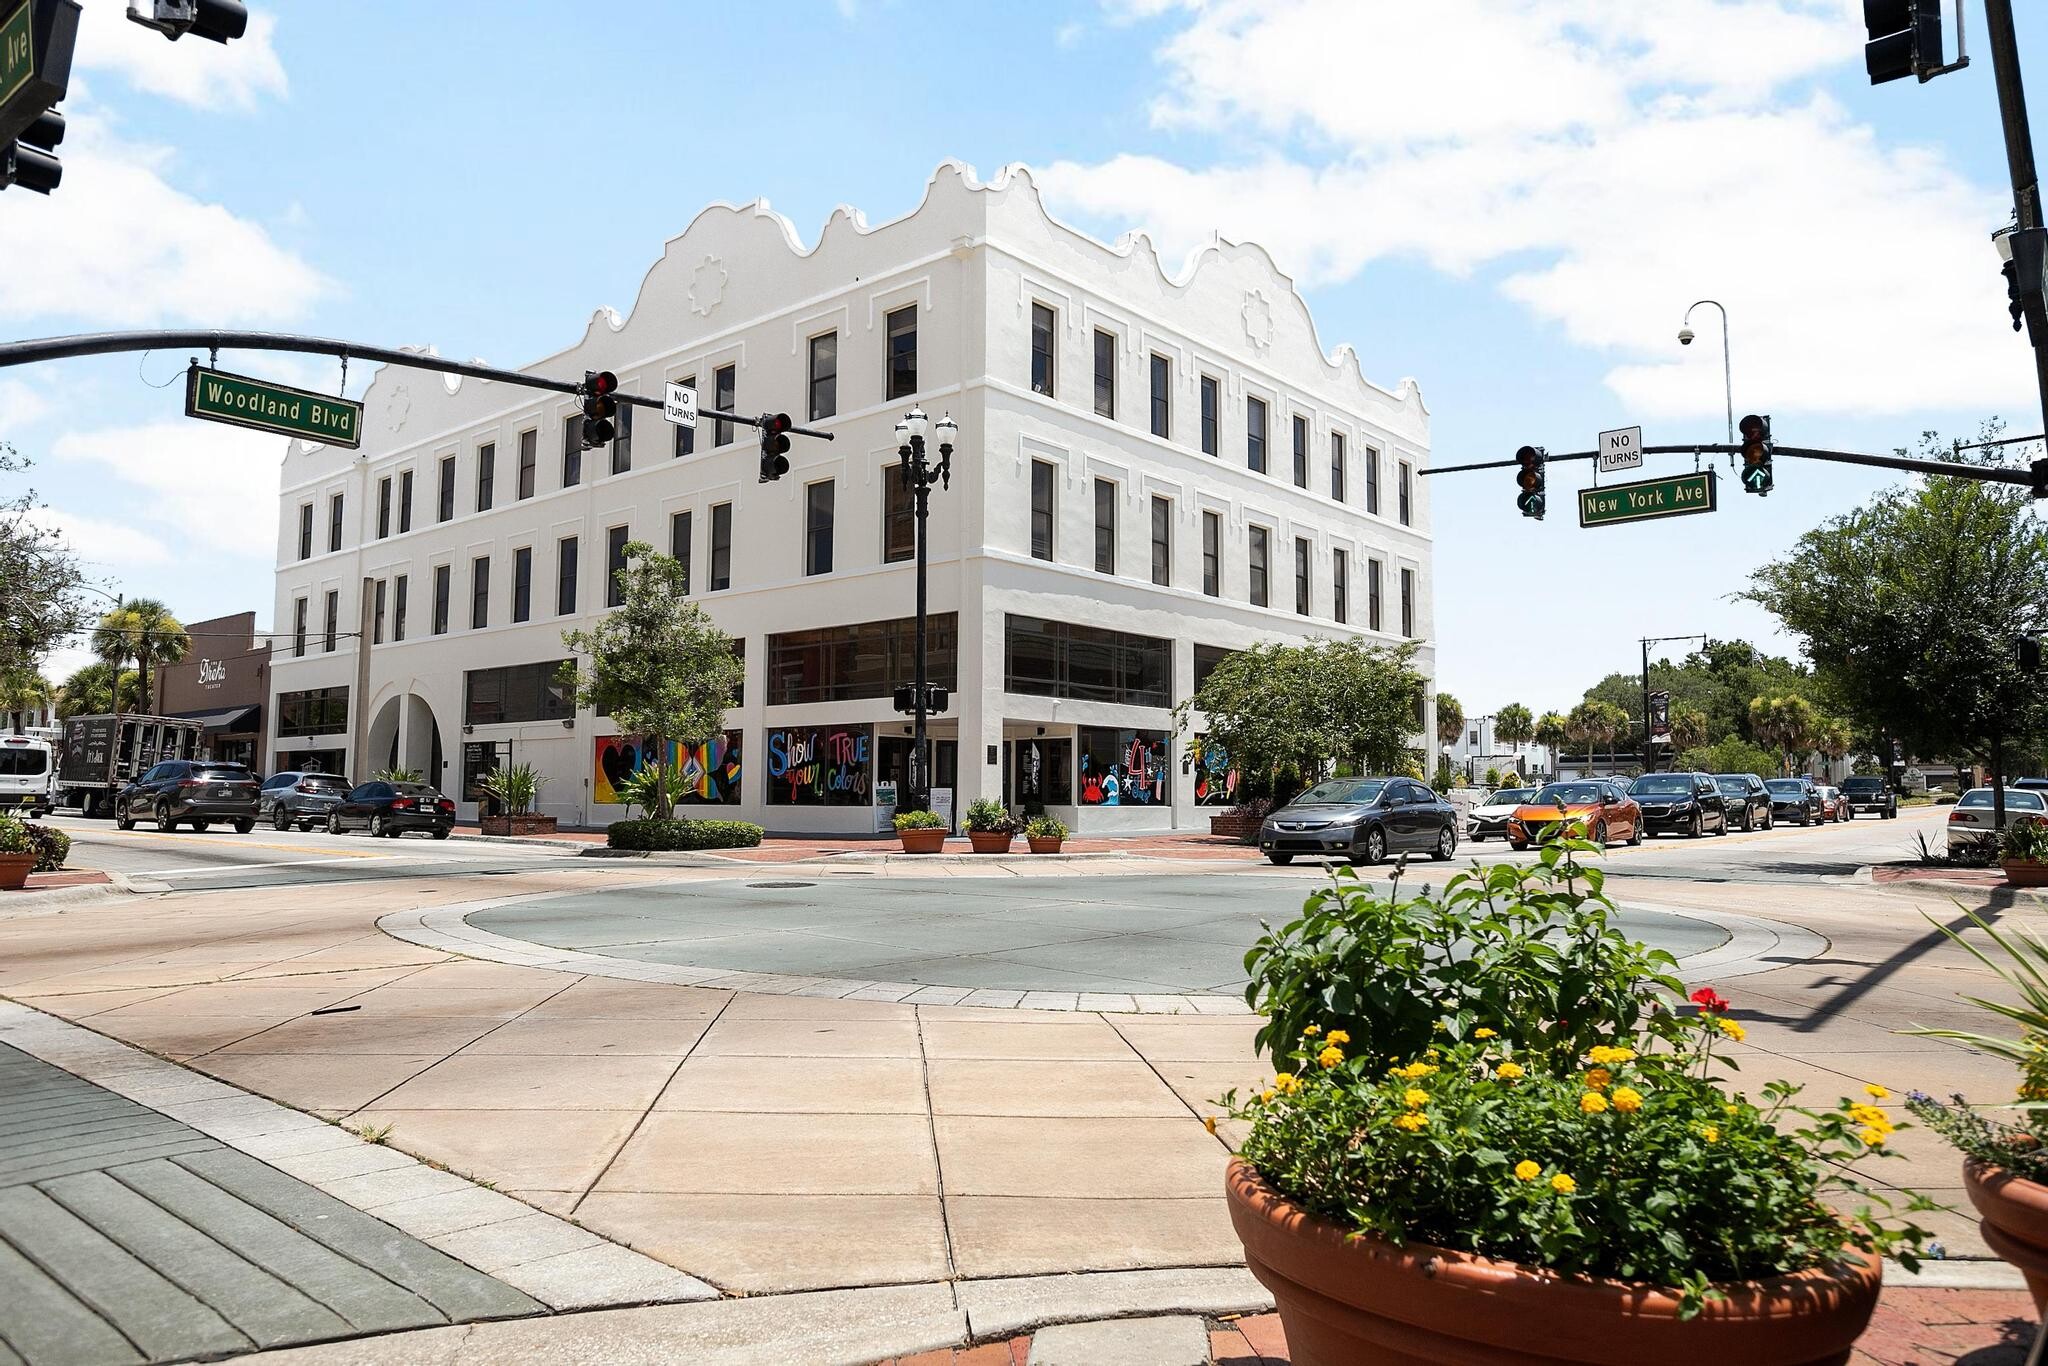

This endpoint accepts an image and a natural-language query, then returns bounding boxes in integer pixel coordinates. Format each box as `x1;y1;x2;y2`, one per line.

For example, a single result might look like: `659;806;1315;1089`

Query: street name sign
663;381;698;429
0;0;79;147
1578;470;1717;528
185;366;363;448
1596;425;1644;473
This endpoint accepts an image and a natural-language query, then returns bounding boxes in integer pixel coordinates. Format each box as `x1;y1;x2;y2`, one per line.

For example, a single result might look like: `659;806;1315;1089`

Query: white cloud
73;2;287;111
1042;0;2034;419
0;379;53;432
52;419;286;558
27;505;173;569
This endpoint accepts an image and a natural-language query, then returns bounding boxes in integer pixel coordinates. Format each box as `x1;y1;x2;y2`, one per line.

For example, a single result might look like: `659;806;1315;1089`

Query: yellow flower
1434;1020;1449;1032
1514;1160;1541;1182
1701;1125;1720;1144
1273;1073;1301;1095
1495;1062;1526;1081
1393;1112;1429;1132
1302;1025;1321;1037
1325;1029;1351;1046
1610;1086;1644;1114
1716;1018;1747;1042
1580;1091;1610;1114
1586;1045;1637;1066
1474;1028;1498;1039
1260;1089;1277;1103
1397;1061;1438;1080
1864;1084;1890;1101
1551;1173;1577;1195
1403;1088;1430;1110
1317;1045;1345;1070
1584;1067;1612;1091
1848;1103;1889;1128
1858;1126;1887;1148
1725;1104;1740;1117
1204;1115;1218;1135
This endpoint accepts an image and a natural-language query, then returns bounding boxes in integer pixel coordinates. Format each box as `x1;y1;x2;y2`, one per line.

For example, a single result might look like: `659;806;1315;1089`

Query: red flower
1690;987;1730;1014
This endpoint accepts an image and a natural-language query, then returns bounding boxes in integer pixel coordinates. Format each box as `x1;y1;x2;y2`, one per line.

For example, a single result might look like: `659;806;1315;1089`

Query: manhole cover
747;881;817;889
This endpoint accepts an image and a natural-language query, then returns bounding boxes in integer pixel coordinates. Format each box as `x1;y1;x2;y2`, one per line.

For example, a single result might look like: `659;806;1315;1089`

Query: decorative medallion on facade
690;255;729;318
1242;289;1275;354
384;384;411;435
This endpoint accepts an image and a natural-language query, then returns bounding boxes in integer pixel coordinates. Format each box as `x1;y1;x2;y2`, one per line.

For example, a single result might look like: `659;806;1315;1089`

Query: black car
114;760;259;832
1763;777;1825;826
328;781;456;838
259;770;353;831
1259;776;1458;866
1712;773;1774;831
1628;771;1728;837
1838;775;1898;818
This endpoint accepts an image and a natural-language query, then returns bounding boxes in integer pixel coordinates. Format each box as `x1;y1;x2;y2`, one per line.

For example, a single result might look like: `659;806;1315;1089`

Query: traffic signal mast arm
1421;442;2040;489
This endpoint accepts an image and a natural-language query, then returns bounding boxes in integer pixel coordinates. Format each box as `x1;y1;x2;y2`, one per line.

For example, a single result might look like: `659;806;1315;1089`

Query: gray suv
259;770;353;831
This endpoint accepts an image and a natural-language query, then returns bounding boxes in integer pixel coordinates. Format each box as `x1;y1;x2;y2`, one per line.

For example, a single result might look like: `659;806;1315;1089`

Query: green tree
1748;694;1820;775
1669;705;1709;754
1676;736;1781;778
56;661;140;718
1565;699;1628;771
1435;691;1464;748
1176;638;1426;796
0;669;50;732
1483;764;1502;788
0;443;88;686
1534;710;1569;772
90;598;187;712
559;541;741;819
1495;702;1534;756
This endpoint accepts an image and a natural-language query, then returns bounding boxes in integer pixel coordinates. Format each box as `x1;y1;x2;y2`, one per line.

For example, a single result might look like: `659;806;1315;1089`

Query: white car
1946;787;2048;854
1467;787;1537;843
0;733;56;818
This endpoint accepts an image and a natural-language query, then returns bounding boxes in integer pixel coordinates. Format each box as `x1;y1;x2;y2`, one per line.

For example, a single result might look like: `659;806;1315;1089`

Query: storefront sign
766;724;872;805
197;658;226;689
874;779;898;834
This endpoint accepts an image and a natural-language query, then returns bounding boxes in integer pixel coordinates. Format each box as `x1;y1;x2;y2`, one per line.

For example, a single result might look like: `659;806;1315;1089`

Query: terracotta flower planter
1964;1159;2048;1312
1225;1158;1881;1366
481;814;557;837
2003;859;2048;888
968;830;1014;854
897;828;946;854
1027;837;1064;854
0;851;33;891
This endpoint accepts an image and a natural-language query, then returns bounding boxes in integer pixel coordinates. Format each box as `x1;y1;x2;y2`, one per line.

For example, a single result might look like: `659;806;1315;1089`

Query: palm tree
90;599;187;713
1670;706;1710;755
1533;710;1569;777
56;662;139;718
1496;702;1534;757
0;669;51;733
1566;700;1627;773
1435;692;1465;749
1749;694;1820;776
1814;715;1855;778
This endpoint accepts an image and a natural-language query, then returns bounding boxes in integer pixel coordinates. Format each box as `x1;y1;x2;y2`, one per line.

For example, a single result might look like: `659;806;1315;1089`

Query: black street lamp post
895;407;957;814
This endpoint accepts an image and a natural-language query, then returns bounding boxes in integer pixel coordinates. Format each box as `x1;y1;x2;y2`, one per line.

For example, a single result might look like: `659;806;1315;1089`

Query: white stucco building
267;163;1436;833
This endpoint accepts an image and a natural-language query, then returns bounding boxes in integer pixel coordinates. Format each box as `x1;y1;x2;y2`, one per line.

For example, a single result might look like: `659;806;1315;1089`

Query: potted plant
2001;816;2048;887
1214;830;1928;1366
963;797;1017;854
1024;814;1067;854
893;809;946;853
477;763;556;836
0;814;35;890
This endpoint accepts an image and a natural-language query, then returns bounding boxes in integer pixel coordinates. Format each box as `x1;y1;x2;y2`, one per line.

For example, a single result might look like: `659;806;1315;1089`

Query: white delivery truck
0;732;57;818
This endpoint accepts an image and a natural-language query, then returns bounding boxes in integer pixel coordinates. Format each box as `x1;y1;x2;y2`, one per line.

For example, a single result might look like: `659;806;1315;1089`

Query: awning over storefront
168;705;260;732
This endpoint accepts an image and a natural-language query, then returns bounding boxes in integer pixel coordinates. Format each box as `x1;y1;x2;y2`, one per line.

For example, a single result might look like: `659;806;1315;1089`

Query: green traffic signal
1739;414;1773;496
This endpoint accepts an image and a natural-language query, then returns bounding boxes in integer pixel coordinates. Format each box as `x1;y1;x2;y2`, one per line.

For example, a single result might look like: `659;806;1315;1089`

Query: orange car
1507;780;1643;850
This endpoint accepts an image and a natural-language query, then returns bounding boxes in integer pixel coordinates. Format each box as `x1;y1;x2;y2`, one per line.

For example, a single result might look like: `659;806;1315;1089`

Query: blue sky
1;0;2041;720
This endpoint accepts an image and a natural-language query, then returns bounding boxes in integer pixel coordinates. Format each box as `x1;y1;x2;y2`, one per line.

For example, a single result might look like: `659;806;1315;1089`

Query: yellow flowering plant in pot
1217;829;1930;1366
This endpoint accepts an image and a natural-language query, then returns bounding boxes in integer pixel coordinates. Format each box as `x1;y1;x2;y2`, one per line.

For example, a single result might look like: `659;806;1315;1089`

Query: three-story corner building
267;162;1437;834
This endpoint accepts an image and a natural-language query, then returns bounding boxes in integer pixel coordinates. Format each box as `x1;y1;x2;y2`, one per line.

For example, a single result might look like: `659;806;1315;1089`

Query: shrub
0;813;31;856
605;818;763;851
1909;905;2048;1176
371;767;422;783
2002;817;2048;862
478;763;547;815
23;822;68;872
893;809;945;831
1024;815;1067;841
1482;766;1501;789
963;797;1016;834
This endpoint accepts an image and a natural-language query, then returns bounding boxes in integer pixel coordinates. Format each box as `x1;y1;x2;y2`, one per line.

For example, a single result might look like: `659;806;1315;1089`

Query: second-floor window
1333;549;1348;624
808;333;837;422
556;537;578;616
518;428;538;500
886;306;917;400
605;525;629;608
297;502;313;559
1331;433;1346;503
1200;375;1219;455
438;456;455;522
476;442;496;511
1031;303;1056;395
1149;354;1169;438
714;365;736;447
1249;526;1269;607
327;493;343;553
805;479;835;576
1030;460;1055;562
1150;495;1170;587
1093;478;1115;575
433;564;451;635
1093;329;1115;419
1202;511;1220;597
1295;536;1311;615
1247;398;1267;474
883;465;914;563
1292;416;1309;489
710;502;732;591
471;556;490;629
512;547;532;623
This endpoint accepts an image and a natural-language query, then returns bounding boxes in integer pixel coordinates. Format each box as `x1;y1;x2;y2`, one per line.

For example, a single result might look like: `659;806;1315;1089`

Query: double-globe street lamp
894;407;958;815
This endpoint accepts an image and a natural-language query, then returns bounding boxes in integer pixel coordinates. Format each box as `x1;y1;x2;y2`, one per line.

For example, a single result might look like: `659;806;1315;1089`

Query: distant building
1445;714;1551;785
154;611;270;769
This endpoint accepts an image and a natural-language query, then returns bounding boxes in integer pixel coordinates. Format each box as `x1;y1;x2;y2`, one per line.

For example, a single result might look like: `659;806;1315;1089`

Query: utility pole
1639;635;1708;772
1985;0;2048;444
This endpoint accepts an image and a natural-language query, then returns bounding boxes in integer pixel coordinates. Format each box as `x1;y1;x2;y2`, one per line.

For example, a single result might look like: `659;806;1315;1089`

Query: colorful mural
1189;734;1241;807
593;732;742;805
766;724;873;805
1078;727;1169;806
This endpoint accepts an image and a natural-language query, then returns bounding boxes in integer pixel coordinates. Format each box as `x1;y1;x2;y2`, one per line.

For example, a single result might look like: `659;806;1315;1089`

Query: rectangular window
1295;537;1311;615
471;556;490;630
1093;478;1116;575
764;723;874;806
1292;415;1309;489
1093;329;1115;419
292;597;307;657
562;415;582;488
710;502;732;590
1200;375;1219;456
1249;525;1269;607
276;686;350;738
372;578;387;644
804;479;835;576
1330;432;1346;503
765;613;959;706
322;590;338;652
398;470;413;533
1075;727;1171;806
1149;353;1170;438
611;404;633;475
438;456;455;522
1399;461;1413;525
1030;461;1055;562
327;494;343;553
1368;558;1383;632
1365;446;1381;514
512;547;532;623
1247;397;1267;473
673;375;695;457
433;564;451;635
1193;644;1235;693
808;332;837;422
297;502;313;559
1031;303;1056;395
1401;567;1416;637
1003;616;1172;709
714;364;736;447
886;305;917;401
1333;549;1348;625
1150;496;1171;587
463;661;574;726
377;477;391;539
1202;511;1220;597
393;574;408;641
605;525;629;608
518;428;537;500
476;442;496;511
669;511;692;592
556;537;578;616
883;465;915;563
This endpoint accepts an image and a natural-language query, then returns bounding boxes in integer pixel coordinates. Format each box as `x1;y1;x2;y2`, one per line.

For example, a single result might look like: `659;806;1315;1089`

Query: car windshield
1764;779;1806;794
1486;789;1535;805
1293;779;1386;805
1958;789;2047;810
1714;777;1750;793
1532;783;1603;805
1630;776;1694;796
394;784;443;798
0;748;48;775
1842;778;1882;791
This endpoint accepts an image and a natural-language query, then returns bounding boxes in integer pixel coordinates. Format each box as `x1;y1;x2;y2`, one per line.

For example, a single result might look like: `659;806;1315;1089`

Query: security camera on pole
893;407;957;814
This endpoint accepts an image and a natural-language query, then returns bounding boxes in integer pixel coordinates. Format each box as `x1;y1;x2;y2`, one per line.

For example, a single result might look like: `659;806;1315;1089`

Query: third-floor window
1247;397;1267;474
1031;303;1056;395
886;306;917;400
1149;354;1170;439
809;332;838;422
1093;329;1115;419
476;442;495;511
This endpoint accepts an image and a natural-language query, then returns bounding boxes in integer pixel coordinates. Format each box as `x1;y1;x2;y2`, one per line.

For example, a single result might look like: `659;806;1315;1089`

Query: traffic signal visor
1739;413;1773;494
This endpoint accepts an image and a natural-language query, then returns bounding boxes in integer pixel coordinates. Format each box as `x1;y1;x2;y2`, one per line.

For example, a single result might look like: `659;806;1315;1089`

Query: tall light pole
1678;300;1733;447
1640;633;1708;773
895;407;957;815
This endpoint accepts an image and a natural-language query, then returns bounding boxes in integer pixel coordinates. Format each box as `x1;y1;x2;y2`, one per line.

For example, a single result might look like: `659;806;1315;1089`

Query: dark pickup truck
1839;775;1898;819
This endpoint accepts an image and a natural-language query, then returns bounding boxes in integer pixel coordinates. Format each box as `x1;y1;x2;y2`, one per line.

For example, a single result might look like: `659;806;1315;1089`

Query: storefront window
766;615;955;706
1077;728;1170;806
765;723;873;805
276;687;349;737
593;732;742;806
1189;734;1240;806
1011;737;1072;806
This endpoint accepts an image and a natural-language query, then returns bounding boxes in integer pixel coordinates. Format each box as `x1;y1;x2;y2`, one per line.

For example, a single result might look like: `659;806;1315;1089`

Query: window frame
518;427;538;500
1399;460;1413;525
393;573;408;641
1031;303;1056;396
1249;525;1270;607
322;590;339;652
1199;375;1219;456
292;597;307;657
1333;548;1348;624
610;404;633;475
1093;477;1116;576
1365;446;1381;515
1092;328;1116;419
714;365;736;447
1201;510;1221;597
297;502;313;559
562;414;583;487
808;331;838;423
512;546;533;623
470;555;490;630
376;476;391;539
1368;557;1384;632
1292;415;1309;489
1331;432;1346;503
604;525;629;608
327;493;343;553
437;456;455;522
476;441;496;511
710;502;733;591
1030;460;1055;562
1401;566;1416;637
883;463;915;564
669;512;692;592
1294;536;1311;615
673;374;696;457
556;536;578;616
1150;494;1171;587
885;305;917;401
433;564;452;635
1247;397;1267;474
804;478;836;577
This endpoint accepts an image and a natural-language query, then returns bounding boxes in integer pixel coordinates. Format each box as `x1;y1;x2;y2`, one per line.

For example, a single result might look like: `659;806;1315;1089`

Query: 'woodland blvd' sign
1578;470;1718;528
185;365;363;448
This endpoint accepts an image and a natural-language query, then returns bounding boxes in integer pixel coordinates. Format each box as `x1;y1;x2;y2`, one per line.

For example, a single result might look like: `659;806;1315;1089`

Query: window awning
168;704;261;732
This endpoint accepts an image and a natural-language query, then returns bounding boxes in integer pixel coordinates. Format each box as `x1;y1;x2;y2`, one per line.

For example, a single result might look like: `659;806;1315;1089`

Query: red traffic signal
588;370;617;396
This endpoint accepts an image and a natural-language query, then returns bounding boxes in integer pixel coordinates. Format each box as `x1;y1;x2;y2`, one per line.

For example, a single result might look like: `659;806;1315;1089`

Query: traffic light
1513;445;1545;520
1863;0;1940;85
125;1;249;43
758;412;791;483
1739;414;1774;495
579;371;617;449
1;110;63;196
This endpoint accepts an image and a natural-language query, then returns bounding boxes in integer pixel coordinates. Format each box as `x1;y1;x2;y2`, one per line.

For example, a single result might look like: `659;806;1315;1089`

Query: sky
1;0;2042;721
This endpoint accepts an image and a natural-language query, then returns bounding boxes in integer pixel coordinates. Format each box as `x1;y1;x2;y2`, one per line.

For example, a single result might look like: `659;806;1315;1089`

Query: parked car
1763;777;1825;826
1947;787;2048;854
1713;773;1774;831
1259;777;1457;866
1628;771;1728;838
327;781;457;839
258;770;353;831
1815;785;1852;822
113;760;259;832
1466;786;1537;843
1839;775;1898;819
1508;780;1642;850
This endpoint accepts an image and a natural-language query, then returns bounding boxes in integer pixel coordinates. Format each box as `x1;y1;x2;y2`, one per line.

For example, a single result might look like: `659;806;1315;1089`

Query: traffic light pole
1422;442;2040;487
1984;0;2048;445
894;413;955;817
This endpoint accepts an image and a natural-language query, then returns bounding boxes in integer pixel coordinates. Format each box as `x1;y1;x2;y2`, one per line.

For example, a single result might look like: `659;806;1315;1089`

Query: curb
1;870;137;908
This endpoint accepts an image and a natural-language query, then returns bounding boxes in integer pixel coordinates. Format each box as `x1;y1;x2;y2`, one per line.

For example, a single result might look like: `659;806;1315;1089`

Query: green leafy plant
2001;817;2048;863
371;767;423;784
605;818;764;851
22;822;68;872
963;797;1016;834
893;809;945;831
0;813;30;855
477;762;547;816
1024;815;1068;842
612;765;665;818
